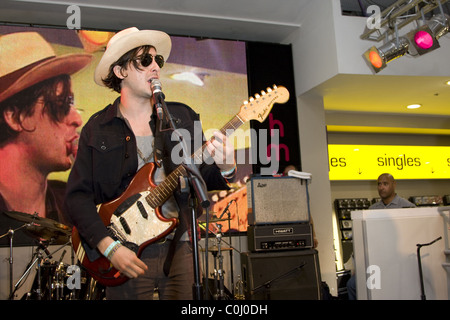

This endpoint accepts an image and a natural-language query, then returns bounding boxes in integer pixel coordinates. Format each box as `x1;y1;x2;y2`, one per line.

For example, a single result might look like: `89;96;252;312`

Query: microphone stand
252;262;306;300
217;201;235;297
154;89;210;300
0;223;29;300
416;236;442;300
7;228;14;298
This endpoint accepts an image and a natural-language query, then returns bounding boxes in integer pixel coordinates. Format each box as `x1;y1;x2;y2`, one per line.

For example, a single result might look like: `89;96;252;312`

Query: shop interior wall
328;130;450;275
328;131;450;206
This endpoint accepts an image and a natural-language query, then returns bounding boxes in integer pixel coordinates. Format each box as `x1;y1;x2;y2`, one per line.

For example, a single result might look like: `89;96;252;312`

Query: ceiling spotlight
363;36;410;73
407;14;449;55
407;104;422;109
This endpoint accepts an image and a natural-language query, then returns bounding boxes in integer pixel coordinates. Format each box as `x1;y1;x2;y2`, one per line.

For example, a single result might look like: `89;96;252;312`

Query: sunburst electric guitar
71;85;289;286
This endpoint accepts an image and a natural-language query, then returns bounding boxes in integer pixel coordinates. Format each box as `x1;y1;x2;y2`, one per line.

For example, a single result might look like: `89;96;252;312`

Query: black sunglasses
134;53;165;69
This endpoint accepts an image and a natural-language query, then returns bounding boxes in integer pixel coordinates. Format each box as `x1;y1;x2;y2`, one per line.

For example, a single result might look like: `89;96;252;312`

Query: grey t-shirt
369;194;416;209
135;135;180;220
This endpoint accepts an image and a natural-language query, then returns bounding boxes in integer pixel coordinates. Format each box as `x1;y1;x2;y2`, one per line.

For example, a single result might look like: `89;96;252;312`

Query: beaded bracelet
103;240;121;260
107;242;122;261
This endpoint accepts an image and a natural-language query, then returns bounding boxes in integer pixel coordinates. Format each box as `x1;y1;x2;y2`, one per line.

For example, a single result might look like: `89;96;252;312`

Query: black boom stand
153;80;210;300
416;236;442;300
252;262;306;300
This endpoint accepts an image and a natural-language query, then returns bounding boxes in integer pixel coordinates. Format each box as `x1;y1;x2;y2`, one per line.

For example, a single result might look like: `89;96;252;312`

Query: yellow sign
328;145;450;180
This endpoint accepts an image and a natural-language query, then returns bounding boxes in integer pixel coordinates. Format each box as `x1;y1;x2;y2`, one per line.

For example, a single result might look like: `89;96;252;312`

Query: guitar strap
163;189;203;276
163;190;189;276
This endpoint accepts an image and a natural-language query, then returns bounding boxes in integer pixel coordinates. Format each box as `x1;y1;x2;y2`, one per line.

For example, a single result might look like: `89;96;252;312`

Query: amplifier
247;223;313;252
240;249;321;300
247;175;310;225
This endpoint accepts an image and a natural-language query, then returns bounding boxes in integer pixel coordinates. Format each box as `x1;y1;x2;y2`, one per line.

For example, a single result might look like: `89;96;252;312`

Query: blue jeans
105;240;194;300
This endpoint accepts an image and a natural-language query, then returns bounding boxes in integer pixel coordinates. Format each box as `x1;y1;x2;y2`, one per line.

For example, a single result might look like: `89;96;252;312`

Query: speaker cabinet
240;249;321;300
247;176;310;225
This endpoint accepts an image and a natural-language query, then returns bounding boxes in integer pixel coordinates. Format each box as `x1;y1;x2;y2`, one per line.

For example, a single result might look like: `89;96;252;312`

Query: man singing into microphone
64;27;236;300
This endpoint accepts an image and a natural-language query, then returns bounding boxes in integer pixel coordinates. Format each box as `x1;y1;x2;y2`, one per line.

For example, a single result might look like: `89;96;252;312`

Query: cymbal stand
201;222;241;300
36;246;44;300
53;249;67;300
0;223;29;300
224;207;234;296
7;228;14;298
211;223;226;300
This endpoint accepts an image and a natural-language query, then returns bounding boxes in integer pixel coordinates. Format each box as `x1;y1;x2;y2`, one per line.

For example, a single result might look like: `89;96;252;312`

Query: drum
25;260;61;300
24;260;105;300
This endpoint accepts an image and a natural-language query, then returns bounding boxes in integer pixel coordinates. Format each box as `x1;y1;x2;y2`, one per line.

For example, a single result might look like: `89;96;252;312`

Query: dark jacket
64;97;229;250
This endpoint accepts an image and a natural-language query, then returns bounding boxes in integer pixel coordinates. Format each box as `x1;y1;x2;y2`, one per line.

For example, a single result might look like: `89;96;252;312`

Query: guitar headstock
237;85;289;123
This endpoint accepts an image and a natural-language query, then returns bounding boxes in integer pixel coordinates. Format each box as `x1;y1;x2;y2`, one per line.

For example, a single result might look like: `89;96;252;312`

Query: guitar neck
145;114;245;208
144;84;289;208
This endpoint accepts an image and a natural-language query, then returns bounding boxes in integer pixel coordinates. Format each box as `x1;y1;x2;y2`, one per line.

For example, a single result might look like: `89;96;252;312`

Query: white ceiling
1;0;450;133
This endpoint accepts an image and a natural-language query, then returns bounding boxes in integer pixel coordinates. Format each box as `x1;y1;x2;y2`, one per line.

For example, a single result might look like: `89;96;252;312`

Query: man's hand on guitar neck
206;131;236;172
98;237;148;279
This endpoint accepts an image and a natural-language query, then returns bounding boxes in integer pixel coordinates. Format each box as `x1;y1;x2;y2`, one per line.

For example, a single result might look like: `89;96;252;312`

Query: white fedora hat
94;27;171;86
0;32;92;103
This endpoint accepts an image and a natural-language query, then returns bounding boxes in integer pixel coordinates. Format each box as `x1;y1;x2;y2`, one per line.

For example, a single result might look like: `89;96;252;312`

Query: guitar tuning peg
266;87;272;92
243;100;248;105
255;93;260;99
249;97;254;102
261;90;266;95
273;84;278;89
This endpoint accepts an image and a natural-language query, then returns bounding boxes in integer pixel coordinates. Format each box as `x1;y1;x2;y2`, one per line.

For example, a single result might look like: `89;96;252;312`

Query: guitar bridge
107;224;138;253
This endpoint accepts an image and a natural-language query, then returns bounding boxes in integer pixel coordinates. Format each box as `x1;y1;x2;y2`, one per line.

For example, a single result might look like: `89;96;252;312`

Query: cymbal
198;216;231;223
2;211;71;233
201;245;233;252
25;225;70;245
210;217;231;222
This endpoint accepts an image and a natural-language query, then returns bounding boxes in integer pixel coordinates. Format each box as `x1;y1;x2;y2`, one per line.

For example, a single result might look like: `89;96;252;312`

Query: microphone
150;79;165;120
218;199;235;219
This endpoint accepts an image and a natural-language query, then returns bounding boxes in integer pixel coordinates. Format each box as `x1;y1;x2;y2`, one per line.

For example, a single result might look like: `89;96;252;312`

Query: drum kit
0;211;104;300
1;208;242;301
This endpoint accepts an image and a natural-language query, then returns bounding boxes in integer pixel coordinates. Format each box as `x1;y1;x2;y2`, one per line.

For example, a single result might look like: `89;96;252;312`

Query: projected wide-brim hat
0;32;92;103
94;27;172;86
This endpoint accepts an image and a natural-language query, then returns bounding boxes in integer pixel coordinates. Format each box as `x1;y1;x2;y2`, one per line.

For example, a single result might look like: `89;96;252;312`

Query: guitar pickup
136;201;148;219
114;193;141;217
119;217;131;235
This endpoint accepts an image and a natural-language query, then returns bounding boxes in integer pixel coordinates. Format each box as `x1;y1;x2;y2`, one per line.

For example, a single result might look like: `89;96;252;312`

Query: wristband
107;242;122;261
103;240;121;260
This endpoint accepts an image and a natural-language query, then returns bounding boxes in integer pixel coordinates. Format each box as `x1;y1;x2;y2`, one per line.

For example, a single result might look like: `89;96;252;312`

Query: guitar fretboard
145;114;245;208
